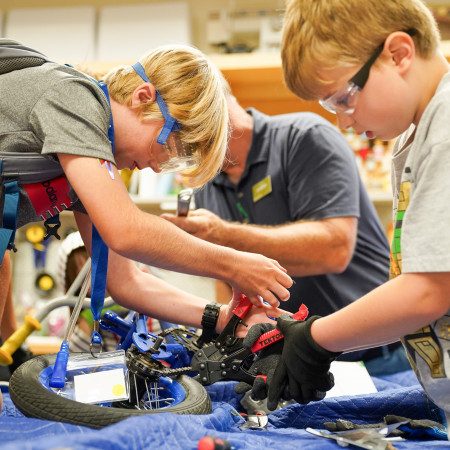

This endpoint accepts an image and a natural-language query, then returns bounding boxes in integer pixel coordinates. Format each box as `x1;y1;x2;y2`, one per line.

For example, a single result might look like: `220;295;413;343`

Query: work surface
1;370;448;449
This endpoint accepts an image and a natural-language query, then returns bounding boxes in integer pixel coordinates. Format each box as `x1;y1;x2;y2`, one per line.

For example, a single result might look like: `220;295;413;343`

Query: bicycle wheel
9;353;211;429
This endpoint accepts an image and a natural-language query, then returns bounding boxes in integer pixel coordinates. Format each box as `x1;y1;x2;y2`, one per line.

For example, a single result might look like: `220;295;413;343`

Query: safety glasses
319;43;384;115
132;62;199;173
319;29;416;115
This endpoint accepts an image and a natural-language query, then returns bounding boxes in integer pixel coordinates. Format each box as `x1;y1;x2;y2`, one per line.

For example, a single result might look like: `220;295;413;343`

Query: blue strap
90;225;109;322
0;180;19;265
99;82;115;148
131;62;180;145
88;81;114;337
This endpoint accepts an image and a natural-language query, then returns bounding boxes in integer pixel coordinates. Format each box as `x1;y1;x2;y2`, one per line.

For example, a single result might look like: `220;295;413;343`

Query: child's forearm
311;272;450;353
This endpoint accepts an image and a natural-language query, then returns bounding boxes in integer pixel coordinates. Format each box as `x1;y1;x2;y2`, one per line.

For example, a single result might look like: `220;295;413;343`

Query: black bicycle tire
10;353;211;429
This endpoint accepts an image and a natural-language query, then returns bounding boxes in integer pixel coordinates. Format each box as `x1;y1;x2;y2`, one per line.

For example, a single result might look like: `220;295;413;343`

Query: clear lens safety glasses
318;82;362;115
157;132;199;174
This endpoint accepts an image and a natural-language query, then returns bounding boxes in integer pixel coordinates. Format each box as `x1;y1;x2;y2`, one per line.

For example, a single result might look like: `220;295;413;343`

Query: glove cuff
304;316;342;361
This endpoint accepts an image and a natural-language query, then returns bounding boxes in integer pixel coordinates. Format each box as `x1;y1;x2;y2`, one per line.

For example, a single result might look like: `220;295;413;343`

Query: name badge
252;176;272;203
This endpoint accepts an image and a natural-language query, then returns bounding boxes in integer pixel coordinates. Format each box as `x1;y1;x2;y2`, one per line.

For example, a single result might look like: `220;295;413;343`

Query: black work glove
267;315;341;410
234;322;284;401
324;415;447;440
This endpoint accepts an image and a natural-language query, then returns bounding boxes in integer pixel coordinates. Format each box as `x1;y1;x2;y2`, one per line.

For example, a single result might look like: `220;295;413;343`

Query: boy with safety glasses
0;43;293;407
260;0;450;433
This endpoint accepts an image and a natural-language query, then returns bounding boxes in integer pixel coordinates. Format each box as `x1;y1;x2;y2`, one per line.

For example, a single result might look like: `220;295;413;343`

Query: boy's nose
336;112;355;130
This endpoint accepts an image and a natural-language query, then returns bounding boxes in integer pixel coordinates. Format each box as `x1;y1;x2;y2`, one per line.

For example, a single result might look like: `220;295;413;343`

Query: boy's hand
234;322;283;400
162;210;293;309
216;291;288;337
267;315;341;410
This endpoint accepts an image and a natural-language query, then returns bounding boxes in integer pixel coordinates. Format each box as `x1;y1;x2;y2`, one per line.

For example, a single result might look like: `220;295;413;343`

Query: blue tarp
1;370;448;449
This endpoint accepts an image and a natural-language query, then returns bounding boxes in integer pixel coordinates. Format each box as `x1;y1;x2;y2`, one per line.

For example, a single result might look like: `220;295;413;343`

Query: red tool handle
198;436;232;450
231;294;253;319
250;303;308;353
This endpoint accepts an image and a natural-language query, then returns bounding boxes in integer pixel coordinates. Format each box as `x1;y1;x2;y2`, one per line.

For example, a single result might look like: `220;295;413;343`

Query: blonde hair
281;0;441;100
104;45;229;186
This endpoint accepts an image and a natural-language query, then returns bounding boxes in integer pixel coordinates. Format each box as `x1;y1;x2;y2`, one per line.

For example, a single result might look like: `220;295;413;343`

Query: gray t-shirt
0;62;114;227
392;71;450;415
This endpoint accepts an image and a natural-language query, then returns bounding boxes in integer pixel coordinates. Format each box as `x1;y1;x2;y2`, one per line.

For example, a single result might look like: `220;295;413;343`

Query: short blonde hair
281;0;441;100
104;45;229;186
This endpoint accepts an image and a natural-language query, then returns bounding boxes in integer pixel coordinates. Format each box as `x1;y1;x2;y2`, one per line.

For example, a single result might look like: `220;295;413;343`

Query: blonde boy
0;43;293;412
266;0;450;432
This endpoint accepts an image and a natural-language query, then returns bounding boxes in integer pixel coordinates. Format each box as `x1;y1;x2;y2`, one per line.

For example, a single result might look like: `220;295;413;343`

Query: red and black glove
267;315;341;410
234;322;284;401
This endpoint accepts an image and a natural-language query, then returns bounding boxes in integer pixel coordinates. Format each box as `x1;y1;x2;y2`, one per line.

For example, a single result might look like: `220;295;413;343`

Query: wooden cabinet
85;52;337;123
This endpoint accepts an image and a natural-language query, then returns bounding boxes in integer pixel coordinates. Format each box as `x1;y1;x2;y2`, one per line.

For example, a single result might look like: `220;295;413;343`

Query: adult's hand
161;209;226;244
267;315;341;410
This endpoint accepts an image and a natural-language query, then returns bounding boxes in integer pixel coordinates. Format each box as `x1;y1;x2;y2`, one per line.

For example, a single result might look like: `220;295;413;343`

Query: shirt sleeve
285;123;360;221
29;78;115;164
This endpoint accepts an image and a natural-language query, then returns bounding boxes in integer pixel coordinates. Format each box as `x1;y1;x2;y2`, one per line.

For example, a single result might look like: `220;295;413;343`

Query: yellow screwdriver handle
0;316;41;365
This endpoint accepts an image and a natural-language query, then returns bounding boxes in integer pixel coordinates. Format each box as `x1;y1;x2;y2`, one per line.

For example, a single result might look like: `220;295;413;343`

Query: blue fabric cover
1;370;448;449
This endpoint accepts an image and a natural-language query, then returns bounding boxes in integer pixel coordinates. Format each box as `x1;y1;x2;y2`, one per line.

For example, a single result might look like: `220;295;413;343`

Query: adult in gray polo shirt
162;94;410;375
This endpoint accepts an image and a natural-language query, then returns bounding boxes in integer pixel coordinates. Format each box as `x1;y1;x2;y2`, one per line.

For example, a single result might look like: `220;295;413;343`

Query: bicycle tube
10;353;211;429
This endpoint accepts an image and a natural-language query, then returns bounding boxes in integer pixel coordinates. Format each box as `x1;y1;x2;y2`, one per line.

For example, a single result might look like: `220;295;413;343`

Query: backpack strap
0;152;64;184
0;153;67;265
0;40;52;265
0;177;19;257
0;39;49;75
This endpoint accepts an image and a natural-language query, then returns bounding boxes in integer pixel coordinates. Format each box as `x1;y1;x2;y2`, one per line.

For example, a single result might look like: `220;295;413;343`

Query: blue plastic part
49;341;70;388
100;310;133;338
132;314;152;352
90;330;102;346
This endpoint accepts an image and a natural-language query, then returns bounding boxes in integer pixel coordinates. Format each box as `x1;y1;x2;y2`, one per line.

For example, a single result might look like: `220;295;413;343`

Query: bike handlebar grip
0;315;41;365
49;341;70;388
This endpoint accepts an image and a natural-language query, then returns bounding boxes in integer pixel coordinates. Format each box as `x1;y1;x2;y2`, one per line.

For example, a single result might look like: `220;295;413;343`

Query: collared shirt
196;108;390;317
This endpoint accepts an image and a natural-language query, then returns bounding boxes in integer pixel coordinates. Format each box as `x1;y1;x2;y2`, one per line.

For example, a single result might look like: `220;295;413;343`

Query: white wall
5;7;96;62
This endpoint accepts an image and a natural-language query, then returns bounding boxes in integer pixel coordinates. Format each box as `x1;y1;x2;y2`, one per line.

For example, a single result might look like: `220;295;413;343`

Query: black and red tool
191;295;308;386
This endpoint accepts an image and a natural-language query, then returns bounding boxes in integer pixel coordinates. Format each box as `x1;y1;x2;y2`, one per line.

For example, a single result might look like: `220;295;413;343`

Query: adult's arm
59;153;292;307
162;209;357;276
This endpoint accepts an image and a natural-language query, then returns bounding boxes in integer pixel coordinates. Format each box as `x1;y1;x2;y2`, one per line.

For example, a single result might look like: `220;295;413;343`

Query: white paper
74;368;128;404
326;361;377;398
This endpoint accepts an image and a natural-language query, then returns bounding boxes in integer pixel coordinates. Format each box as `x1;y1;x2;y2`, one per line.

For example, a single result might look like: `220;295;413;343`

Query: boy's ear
385;31;415;75
131;83;157;107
